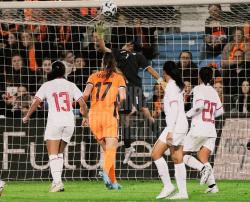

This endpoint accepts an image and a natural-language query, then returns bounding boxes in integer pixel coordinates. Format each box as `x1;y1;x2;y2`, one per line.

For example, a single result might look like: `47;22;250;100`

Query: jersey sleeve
86;74;95;86
34;83;46;102
72;84;83;102
136;53;149;70
117;75;126;89
186;87;205;118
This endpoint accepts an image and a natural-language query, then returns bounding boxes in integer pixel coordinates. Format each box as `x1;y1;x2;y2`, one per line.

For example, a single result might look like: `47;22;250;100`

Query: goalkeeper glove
95;21;107;39
157;77;167;89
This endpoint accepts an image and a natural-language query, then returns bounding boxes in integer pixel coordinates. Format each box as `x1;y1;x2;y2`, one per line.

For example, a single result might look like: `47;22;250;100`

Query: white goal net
0;0;250;181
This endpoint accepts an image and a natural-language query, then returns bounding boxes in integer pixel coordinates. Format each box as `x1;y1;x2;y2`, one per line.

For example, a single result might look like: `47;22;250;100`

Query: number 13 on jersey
52;92;70;112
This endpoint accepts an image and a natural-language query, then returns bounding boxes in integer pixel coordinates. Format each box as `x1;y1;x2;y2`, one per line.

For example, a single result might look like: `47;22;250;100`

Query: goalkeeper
95;21;166;164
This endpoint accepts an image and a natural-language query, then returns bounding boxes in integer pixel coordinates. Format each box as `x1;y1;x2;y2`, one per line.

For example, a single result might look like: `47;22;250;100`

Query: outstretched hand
94;21;107;39
22;116;29;124
82;117;89;127
157;77;167;90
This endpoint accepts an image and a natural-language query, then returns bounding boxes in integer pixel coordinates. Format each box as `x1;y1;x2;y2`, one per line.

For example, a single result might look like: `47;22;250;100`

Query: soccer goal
0;0;249;181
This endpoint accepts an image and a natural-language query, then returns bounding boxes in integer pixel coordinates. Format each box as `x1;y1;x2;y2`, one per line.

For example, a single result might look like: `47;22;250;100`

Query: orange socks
109;164;117;183
103;148;116;183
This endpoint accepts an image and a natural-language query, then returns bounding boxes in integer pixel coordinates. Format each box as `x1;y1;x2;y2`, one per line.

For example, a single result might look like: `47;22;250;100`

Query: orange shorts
89;111;119;141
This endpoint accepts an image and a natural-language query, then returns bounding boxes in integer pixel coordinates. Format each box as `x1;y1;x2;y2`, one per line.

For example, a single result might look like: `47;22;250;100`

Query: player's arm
186;99;205;118
146;66;161;81
23;98;41;123
117;75;126;108
215;95;224;118
83;83;94;101
118;87;126;106
166;92;179;146
215;106;224;117
97;35;111;53
95;21;111;53
137;53;166;88
146;66;167;89
168;101;179;133
78;98;88;118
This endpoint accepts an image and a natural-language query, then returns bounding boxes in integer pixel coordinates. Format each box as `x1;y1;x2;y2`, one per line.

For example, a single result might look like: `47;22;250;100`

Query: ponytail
102;52;117;80
163;61;184;90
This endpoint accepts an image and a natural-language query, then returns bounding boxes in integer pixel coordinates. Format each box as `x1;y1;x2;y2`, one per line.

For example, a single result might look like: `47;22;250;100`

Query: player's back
192;84;222;133
36;78;82;126
164;79;188;134
87;70;126;113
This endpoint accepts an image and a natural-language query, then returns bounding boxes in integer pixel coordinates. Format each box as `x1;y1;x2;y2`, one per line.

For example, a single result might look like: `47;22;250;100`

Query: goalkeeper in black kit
95;21;166;164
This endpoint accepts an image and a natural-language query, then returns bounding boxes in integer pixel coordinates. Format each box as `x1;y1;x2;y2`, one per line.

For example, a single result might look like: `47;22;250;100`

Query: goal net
0;0;250;181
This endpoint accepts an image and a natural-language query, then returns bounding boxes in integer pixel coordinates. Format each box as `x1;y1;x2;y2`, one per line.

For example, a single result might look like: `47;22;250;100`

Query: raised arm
97;35;111;53
23;98;41;123
147;66;167;89
146;66;161;80
95;21;111;53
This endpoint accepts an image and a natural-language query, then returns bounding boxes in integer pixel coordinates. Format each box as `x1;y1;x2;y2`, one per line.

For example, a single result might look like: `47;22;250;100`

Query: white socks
154;157;173;188
184;155;216;187
174;163;187;195
183;155;204;171
204;162;216;186
49;153;64;184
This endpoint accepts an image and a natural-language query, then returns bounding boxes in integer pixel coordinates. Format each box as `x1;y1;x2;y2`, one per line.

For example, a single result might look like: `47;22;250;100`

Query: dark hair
163;61;184;90
179;50;193;60
199;66;213;85
102;52;117;80
60;50;74;59
47;61;65;81
238;80;250;112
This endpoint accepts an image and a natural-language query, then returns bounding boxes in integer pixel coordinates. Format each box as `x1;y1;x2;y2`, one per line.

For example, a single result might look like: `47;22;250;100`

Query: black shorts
120;84;147;114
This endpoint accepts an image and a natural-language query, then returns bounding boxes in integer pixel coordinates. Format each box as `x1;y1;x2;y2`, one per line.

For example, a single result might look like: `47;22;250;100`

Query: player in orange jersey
82;52;126;190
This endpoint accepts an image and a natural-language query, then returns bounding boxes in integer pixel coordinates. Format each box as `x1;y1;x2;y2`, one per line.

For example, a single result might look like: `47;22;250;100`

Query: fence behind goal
0;0;250;181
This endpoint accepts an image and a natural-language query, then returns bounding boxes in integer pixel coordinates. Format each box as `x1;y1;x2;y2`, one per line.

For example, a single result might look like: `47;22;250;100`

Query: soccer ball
101;1;117;17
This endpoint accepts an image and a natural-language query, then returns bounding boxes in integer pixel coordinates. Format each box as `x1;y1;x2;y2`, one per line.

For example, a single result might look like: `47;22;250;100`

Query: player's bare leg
141;106;161;138
47;140;66;192
151;140;175;199
198;147;218;193
168;146;188;200
99;138;118;189
123;108;136;164
140;107;155;124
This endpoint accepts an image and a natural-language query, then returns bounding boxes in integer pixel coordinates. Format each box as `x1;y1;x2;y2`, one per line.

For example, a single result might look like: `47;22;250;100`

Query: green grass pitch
1;180;249;202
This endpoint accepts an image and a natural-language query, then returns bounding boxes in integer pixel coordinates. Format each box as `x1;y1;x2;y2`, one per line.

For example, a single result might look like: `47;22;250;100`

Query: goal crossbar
0;0;249;9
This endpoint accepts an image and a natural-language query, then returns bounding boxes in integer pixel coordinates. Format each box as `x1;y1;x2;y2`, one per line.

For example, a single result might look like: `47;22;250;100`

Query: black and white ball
101;1;117;17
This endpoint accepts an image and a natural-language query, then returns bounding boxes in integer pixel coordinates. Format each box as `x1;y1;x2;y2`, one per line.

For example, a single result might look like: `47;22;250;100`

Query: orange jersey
87;70;126;114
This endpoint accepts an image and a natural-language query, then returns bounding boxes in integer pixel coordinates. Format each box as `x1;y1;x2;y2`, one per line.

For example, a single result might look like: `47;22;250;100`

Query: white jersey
35;78;83;126
189;84;223;137
163;79;188;134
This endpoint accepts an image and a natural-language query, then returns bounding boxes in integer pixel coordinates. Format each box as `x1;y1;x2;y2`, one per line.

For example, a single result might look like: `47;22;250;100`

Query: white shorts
44;125;75;143
158;127;186;146
183;135;216;153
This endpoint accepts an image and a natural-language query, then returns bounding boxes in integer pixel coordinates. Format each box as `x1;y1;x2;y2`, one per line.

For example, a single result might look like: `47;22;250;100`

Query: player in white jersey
151;61;189;200
23;61;88;192
183;67;224;194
